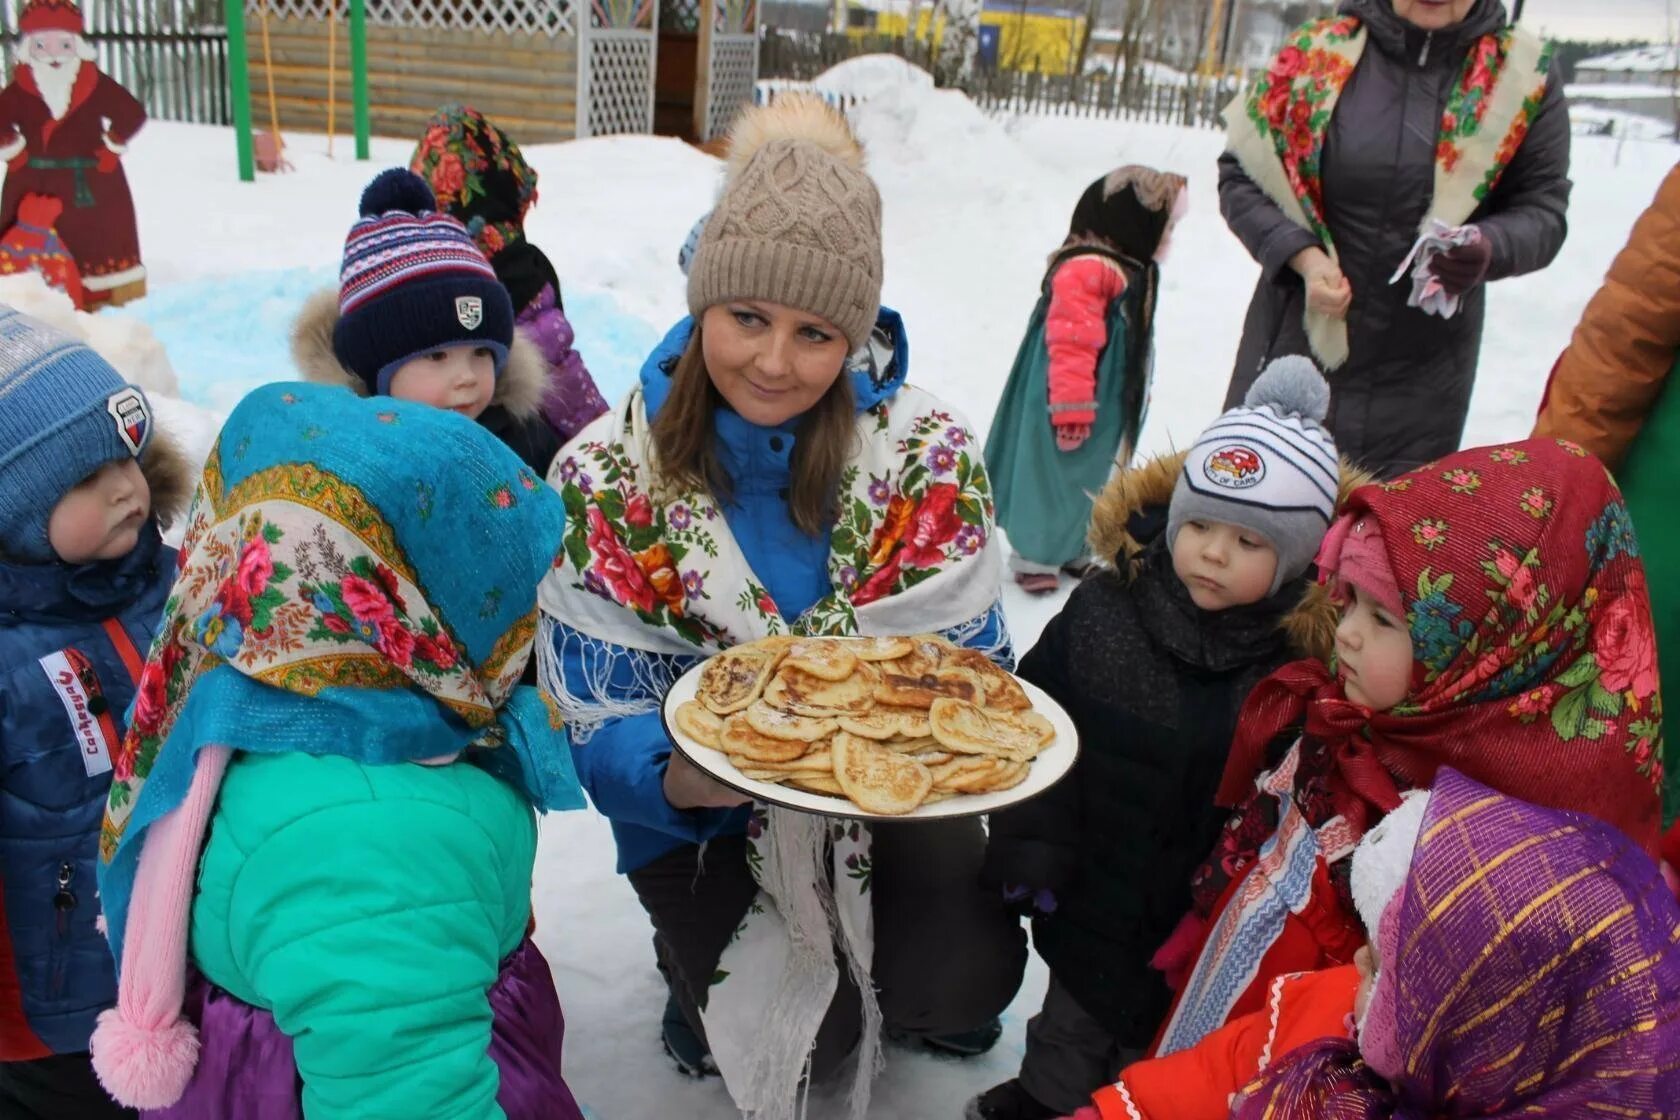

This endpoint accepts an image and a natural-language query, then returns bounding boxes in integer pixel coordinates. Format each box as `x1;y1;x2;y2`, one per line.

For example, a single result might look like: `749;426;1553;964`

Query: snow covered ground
6;64;1676;1117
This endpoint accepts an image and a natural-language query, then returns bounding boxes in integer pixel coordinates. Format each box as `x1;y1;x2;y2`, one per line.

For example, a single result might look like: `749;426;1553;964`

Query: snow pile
811;52;937;100
0;271;179;397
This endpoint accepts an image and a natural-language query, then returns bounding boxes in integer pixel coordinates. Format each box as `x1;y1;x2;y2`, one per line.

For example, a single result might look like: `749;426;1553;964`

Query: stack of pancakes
674;634;1055;815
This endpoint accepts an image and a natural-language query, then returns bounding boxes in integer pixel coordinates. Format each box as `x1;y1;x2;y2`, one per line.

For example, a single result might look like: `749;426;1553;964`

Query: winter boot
660;992;718;1078
964;1078;1061;1120
889;1015;1003;1059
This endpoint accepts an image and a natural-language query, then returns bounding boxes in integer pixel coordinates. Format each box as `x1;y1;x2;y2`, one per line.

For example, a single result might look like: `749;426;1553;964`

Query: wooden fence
757;30;1234;129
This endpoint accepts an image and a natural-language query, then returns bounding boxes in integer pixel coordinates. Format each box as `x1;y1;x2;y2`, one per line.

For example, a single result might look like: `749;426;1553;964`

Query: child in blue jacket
0;307;188;1119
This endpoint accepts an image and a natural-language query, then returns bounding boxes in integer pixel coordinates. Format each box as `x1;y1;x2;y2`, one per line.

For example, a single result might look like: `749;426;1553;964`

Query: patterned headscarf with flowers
1232;768;1680;1120
1202;438;1663;920
98;382;582;968
410;104;535;257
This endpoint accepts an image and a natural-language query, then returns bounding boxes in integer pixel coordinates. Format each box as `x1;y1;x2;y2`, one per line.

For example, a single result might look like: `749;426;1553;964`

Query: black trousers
629;819;1028;1082
0;1053;136;1120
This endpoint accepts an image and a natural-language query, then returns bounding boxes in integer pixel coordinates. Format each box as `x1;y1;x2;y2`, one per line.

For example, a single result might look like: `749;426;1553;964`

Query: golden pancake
744;701;837;742
674;701;724;749
719;713;812;763
831;731;934;815
850;635;915;662
764;663;878;717
873;666;985;709
928;698;1056;762
941;647;1033;712
783;638;859;682
697;645;781;715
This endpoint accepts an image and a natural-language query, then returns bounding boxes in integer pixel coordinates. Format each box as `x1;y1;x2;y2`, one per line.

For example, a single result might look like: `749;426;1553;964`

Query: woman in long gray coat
1219;0;1570;478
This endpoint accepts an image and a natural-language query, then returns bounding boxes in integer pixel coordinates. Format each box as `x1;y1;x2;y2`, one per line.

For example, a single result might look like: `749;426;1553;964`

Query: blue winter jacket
549;310;1015;875
0;524;175;1058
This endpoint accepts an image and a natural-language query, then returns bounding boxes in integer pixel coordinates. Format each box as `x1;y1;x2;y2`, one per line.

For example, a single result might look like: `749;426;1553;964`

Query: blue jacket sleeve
939;599;1016;672
550;621;740;844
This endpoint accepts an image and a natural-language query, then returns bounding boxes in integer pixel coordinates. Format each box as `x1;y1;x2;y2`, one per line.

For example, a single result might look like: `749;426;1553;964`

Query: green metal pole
225;0;255;181
350;0;370;159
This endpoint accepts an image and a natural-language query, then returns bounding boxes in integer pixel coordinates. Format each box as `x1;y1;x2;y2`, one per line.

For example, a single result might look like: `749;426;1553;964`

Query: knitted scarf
1233;769;1680;1119
1162;438;1663;1055
1224;16;1553;369
91;383;582;1109
537;353;1001;1119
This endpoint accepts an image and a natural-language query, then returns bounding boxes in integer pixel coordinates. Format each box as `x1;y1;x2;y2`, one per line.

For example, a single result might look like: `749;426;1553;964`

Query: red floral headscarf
1218;439;1663;859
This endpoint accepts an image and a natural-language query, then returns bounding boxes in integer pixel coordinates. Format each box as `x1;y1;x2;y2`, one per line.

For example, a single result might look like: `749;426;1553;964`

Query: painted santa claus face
25;30;84;69
22;31;94;119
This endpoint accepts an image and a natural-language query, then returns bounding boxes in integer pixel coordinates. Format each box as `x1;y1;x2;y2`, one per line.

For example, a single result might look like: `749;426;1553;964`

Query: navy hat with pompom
1167;355;1341;595
332;168;515;394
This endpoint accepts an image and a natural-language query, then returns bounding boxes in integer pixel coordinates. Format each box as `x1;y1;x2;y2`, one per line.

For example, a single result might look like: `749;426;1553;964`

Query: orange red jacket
1045;254;1128;429
1534;164;1680;468
1092;965;1360;1120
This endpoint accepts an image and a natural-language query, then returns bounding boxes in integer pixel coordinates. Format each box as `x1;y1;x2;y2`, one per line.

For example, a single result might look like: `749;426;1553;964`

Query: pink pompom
89;1007;200;1109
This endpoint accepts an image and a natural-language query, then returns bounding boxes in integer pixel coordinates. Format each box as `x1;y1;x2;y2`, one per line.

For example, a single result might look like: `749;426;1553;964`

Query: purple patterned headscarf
1233;768;1680;1119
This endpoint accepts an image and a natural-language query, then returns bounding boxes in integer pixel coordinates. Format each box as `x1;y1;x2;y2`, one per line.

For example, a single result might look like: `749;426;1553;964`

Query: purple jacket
519;285;609;445
143;938;583;1120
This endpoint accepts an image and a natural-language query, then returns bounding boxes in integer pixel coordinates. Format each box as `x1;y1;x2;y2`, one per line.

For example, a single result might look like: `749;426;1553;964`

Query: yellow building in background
850;1;1087;74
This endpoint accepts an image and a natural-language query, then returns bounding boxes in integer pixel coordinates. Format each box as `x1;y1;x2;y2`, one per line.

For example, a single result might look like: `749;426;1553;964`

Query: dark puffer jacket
982;453;1341;1047
1221;0;1571;478
0;434;189;1059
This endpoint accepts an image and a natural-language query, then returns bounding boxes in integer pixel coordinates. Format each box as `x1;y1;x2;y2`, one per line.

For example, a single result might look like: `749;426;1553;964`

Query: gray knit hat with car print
1167;355;1340;595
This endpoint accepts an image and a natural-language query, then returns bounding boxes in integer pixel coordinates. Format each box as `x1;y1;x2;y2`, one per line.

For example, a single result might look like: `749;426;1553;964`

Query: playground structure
226;0;759;179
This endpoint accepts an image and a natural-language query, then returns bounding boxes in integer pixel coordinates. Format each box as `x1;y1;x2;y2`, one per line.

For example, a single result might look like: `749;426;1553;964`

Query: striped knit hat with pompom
331;168;514;395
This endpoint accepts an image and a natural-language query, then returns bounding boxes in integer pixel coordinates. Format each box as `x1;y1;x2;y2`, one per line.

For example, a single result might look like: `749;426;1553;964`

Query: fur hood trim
140;428;194;533
1086;450;1376;661
289;288;549;420
724;94;865;182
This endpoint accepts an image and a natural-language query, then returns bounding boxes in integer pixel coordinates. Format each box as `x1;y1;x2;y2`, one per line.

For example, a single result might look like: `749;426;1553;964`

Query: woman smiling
537;96;1025;1115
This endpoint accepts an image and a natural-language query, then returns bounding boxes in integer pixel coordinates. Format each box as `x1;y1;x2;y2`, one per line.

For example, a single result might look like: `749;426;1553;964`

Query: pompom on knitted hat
1167;355;1341;595
330;168;515;395
685;95;883;350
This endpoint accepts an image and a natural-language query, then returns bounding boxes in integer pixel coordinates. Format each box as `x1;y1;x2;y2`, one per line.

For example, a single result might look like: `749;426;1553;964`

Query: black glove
1428;230;1493;297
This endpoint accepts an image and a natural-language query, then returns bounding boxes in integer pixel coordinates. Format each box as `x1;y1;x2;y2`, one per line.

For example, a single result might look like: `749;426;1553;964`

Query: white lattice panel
252;0;574;36
581;29;655;136
704;33;755;140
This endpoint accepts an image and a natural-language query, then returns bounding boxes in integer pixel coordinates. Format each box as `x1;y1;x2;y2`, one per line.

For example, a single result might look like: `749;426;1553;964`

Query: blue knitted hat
331;168;515;395
0;306;153;562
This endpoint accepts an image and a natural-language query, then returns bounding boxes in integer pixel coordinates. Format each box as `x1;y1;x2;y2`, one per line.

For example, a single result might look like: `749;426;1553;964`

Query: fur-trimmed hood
290;288;550;421
139;427;194;533
1086;450;1375;661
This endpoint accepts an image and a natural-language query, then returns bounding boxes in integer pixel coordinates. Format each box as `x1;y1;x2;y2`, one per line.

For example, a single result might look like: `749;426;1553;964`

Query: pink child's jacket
1045;254;1129;429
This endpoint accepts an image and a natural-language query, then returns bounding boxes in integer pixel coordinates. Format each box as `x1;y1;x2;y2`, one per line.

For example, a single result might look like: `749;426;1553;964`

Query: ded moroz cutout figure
0;0;146;307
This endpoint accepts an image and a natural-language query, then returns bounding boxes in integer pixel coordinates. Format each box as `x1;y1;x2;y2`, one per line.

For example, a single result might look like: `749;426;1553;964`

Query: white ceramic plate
660;651;1080;820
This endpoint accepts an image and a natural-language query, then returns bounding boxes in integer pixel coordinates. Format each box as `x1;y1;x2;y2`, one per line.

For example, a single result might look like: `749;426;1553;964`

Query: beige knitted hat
687;95;884;349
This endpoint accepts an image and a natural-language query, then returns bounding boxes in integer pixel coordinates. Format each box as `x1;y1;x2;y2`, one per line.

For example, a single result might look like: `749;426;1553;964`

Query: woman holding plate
537;95;1026;1114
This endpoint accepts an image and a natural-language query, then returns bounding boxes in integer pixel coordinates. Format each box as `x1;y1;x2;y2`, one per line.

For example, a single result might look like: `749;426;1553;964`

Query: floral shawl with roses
97;383;582;969
1159;438;1663;1054
536;328;1002;1119
1223;16;1552;370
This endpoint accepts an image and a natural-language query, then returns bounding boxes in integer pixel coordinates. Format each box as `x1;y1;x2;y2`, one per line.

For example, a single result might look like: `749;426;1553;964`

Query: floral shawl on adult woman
1226;13;1553;369
1234;768;1680;1119
1157;438;1664;1055
537;317;1002;1119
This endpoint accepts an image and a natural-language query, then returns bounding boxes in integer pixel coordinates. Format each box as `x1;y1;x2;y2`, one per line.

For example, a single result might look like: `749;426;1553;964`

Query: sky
1520;0;1671;42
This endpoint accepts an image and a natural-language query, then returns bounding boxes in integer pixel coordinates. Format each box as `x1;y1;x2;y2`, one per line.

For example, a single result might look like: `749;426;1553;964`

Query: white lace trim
1116;1078;1145;1120
537;615;697;744
1257;970;1303;1075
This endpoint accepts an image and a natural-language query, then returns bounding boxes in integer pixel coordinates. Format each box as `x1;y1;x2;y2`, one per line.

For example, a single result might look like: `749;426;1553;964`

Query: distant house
1570;43;1678;128
847;0;1088;74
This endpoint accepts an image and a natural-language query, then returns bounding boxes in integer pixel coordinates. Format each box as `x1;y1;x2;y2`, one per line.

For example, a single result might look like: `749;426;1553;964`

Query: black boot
964;1078;1060;1120
660;991;718;1078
